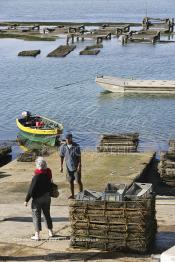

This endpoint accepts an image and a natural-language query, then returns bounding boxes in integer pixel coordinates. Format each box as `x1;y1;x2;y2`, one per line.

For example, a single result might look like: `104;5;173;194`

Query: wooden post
156;31;160;40
66;36;69;45
121;35;128;45
152;36;155;44
71;34;74;43
98;37;103;43
124;36;128;44
119;29;122;35
145;17;149;30
121;36;125;45
126;25;130;32
108;33;112;40
171;18;174;32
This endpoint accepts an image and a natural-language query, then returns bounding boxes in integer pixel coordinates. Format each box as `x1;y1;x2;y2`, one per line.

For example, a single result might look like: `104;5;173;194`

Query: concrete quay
0;150;175;261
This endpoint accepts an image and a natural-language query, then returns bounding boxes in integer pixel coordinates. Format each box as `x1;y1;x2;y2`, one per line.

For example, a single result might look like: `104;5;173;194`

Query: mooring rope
54;77;94;89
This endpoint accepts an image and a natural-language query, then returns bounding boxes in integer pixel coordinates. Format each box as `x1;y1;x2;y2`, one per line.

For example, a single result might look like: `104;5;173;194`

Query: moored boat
16;111;63;146
95;75;175;94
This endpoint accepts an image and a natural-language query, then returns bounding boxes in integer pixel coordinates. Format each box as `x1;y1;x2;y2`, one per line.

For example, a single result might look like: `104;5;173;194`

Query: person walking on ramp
24;157;53;240
60;133;83;199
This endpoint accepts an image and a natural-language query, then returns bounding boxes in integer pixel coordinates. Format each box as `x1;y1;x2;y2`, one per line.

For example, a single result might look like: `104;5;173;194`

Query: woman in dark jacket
24;157;53;240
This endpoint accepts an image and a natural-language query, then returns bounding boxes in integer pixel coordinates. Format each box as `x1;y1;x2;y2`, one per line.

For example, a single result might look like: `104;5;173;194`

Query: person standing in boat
24;157;53;240
60;133;83;199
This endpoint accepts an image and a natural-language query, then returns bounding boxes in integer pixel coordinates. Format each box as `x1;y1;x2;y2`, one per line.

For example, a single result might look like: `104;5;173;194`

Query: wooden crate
69;198;156;253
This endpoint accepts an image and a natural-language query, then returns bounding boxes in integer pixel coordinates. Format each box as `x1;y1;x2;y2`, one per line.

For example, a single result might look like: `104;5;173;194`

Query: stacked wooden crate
17;147;49;162
17;150;37;162
97;133;139;153
159;140;175;186
70;195;156;253
169;140;175;152
0;146;12;160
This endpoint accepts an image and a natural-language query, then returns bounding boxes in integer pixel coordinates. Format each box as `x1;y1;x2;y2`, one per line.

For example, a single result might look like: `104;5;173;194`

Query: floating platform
66;32;112;44
125;30;160;44
95;75;175;94
99;24;130;36
47;45;76;57
97;133;139;153
79;44;102;55
18;49;41;57
84;44;103;50
142;17;174;33
79;49;100;55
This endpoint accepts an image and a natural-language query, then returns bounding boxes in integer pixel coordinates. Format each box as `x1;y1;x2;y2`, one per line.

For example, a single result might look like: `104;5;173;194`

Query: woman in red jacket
24;157;53;240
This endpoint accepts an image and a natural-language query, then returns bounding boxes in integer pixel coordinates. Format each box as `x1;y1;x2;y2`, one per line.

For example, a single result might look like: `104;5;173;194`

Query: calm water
0;0;175;23
0;0;175;154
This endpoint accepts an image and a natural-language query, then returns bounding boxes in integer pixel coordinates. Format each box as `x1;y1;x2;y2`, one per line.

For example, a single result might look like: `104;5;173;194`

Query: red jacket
34;168;52;179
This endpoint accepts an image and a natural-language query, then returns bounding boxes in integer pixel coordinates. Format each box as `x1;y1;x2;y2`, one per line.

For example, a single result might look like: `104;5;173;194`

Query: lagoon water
0;0;175;153
1;0;175;23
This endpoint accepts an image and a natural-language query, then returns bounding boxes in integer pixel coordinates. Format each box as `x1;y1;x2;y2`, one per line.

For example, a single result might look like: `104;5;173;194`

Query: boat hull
95;76;175;94
16;118;63;135
16;114;63;146
18;131;58;147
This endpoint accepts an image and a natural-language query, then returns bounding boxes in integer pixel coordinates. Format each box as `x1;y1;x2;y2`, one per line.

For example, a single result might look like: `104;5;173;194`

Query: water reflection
98;91;124;101
99;91;175;101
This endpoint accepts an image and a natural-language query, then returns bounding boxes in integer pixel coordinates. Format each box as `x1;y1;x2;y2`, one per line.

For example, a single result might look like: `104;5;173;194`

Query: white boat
95;75;175;94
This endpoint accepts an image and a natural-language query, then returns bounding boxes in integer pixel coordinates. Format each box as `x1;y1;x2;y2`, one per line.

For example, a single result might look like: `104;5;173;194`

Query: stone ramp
0;203;153;261
1;200;175;261
0;150;166;261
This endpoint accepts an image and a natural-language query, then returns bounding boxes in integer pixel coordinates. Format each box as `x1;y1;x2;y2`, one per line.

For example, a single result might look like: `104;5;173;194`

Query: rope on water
54;77;94;89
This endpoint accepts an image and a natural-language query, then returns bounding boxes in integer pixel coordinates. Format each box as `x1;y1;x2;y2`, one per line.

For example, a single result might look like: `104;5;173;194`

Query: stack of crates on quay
0;145;12;160
159;140;175;186
97;133;139;153
69;182;157;253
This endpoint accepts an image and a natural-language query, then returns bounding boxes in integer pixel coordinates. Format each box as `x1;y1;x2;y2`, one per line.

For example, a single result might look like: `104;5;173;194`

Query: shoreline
0;21;142;27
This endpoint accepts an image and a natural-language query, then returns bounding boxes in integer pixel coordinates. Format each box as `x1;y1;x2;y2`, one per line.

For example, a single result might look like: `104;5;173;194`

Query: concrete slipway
0;150;175;261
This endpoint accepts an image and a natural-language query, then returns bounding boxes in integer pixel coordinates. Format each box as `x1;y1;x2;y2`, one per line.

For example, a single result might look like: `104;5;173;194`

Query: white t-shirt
67;144;72;149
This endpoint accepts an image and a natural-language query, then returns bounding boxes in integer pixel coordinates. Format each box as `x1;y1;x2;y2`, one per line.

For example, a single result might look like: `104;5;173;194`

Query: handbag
50;182;59;198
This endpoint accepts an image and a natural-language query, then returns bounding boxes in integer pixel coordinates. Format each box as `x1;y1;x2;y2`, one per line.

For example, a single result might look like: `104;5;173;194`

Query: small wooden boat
95;75;175;94
16;112;63;146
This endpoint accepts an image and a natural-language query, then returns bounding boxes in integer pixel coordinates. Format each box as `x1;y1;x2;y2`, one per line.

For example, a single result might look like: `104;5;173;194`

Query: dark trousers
31;192;52;232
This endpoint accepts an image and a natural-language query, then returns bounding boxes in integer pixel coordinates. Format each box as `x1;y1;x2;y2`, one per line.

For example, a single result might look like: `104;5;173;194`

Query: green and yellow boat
16;112;63;146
